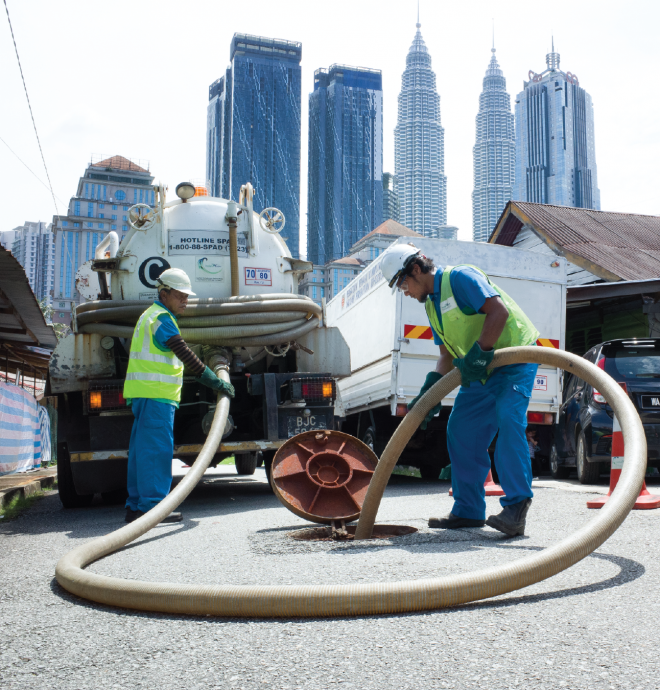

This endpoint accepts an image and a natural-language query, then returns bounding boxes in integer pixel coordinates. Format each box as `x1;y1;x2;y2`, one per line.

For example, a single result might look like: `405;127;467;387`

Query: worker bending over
122;268;234;524
381;244;539;536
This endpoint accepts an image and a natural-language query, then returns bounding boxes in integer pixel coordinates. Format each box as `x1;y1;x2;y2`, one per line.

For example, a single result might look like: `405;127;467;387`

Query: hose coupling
202;345;231;374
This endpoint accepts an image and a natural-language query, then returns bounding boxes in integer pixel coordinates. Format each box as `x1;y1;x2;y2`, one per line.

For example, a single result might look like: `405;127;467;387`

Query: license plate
641;395;660;409
287;414;327;437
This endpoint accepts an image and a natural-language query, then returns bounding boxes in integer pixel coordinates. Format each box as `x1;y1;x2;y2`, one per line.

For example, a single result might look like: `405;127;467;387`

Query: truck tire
550;444;571;479
576;430;601;484
235;453;258;475
362;426;377;454
57;443;94;509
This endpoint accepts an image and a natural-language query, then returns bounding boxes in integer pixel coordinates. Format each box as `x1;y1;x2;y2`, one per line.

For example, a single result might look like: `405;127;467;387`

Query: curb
0;469;57;509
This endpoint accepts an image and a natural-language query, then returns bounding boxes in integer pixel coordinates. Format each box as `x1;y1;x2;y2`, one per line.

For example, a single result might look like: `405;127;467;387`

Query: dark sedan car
551;338;660;483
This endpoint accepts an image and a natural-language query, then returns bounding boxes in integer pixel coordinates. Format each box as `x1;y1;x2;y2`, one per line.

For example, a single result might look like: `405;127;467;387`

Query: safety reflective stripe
125;372;182;385
129;351;178;365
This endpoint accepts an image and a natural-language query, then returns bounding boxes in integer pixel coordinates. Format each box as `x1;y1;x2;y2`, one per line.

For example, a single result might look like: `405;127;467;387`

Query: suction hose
74;295;322;348
55;347;647;617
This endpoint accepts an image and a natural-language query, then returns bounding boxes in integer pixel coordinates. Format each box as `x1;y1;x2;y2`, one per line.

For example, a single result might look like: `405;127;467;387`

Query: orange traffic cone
587;415;660;509
450;469;504;497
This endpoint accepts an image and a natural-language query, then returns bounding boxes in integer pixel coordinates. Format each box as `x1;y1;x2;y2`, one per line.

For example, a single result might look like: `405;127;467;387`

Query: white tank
108;186;302;301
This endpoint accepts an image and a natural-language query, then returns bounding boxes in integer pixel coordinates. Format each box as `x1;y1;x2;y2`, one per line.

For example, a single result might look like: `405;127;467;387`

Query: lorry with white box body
326;238;567;478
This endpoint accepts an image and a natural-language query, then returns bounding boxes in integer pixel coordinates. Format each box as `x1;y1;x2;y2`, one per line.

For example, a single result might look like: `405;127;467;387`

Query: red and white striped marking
587;415;660;509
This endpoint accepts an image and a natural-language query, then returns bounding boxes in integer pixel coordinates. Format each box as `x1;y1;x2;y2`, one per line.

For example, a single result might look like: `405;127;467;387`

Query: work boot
125;508;145;523
428;512;486;529
161;512;183;524
486;499;532;537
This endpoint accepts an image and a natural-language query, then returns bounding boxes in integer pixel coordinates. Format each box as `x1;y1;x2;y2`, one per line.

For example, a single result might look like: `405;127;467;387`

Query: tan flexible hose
75;294;321;347
55;363;232;610
55;347;646;617
76;294;317;314
78;314;320;346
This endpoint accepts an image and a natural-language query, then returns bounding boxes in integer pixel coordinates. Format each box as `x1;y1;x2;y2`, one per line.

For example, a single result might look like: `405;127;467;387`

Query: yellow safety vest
425;265;539;364
123;303;184;402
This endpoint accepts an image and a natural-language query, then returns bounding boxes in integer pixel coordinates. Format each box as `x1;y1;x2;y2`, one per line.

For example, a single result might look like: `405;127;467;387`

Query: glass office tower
514;44;600;210
394;21;447;236
472;48;516;242
206;34;302;257
307;65;383;264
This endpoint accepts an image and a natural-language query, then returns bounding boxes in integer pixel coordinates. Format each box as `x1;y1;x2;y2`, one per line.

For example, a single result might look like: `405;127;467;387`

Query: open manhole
289;524;418;542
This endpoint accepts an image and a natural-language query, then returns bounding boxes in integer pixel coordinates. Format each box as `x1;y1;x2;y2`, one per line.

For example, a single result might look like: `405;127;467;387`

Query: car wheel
576;430;601;484
235;453;258;475
550;444;571;479
57;443;94;508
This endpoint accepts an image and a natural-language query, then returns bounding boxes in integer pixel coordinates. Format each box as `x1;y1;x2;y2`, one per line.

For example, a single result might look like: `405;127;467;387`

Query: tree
39;298;70;341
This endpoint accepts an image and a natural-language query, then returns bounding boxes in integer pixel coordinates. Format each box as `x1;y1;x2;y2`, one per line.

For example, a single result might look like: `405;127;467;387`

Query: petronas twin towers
394;23;515;241
395;22;599;242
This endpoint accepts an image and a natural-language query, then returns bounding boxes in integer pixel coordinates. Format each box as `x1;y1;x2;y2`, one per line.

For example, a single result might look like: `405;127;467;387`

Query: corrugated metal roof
0;246;57;349
490;202;660;281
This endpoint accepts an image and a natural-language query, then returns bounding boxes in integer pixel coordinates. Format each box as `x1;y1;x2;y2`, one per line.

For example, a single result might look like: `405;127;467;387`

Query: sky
1;0;659;258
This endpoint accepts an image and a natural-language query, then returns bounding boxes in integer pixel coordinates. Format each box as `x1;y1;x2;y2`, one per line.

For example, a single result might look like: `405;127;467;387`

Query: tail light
592;357;627;403
395;403;408;417
290;377;335;403
593;357;607;403
527;411;554;425
87;388;125;412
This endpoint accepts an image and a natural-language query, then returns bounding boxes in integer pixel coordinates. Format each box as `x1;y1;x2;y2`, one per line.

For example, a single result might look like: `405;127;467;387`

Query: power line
3;0;59;217
0;134;67;207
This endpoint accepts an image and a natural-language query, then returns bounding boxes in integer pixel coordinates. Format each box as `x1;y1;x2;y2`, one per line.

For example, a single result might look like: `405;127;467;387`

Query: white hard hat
156;267;196;296
380;243;421;289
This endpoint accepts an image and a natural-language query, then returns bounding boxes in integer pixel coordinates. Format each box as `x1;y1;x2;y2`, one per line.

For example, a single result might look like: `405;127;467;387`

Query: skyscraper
472;47;515;242
514;43;600;210
382;173;400;223
206;34;302;258
307;65;383;264
52;155;155;325
394;20;446;236
8;221;55;304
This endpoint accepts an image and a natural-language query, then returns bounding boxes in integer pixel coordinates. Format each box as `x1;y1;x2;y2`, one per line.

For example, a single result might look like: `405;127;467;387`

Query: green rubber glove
452;342;494;388
408;371;443;430
196;366;235;398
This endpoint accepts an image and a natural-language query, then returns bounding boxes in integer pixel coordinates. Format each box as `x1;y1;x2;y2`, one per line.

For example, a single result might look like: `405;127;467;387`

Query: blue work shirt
126;300;181;408
428;267;498;346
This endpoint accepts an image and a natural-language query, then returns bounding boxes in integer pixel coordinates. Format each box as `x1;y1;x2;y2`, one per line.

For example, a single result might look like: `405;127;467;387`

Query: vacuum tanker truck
49;182;349;508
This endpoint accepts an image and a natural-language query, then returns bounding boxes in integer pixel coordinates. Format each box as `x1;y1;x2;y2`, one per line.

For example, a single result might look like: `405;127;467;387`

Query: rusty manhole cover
272;430;378;524
289;524;418;542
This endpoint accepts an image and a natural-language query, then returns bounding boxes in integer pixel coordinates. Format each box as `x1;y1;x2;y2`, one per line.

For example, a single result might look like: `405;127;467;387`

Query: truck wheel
576;430;601;484
57;443;94;509
235;453;258;475
420;464;441;480
550;444;571;479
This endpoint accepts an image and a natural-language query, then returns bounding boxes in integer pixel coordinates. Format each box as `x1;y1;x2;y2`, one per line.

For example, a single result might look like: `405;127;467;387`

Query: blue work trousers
125;398;175;513
447;363;538;520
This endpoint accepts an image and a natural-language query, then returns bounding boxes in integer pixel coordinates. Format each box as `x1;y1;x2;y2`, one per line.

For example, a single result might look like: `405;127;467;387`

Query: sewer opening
289;524;418;542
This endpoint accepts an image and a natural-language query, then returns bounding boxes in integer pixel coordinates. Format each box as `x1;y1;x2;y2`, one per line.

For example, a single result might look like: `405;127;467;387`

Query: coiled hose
55;347;647;617
75;294;322;346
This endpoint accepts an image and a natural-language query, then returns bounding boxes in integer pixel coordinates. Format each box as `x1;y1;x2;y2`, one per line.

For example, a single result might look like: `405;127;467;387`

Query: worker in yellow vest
122;268;234;524
380;244;539;537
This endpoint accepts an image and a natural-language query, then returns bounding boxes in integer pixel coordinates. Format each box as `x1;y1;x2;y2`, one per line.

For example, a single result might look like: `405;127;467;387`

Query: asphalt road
2;465;659;690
